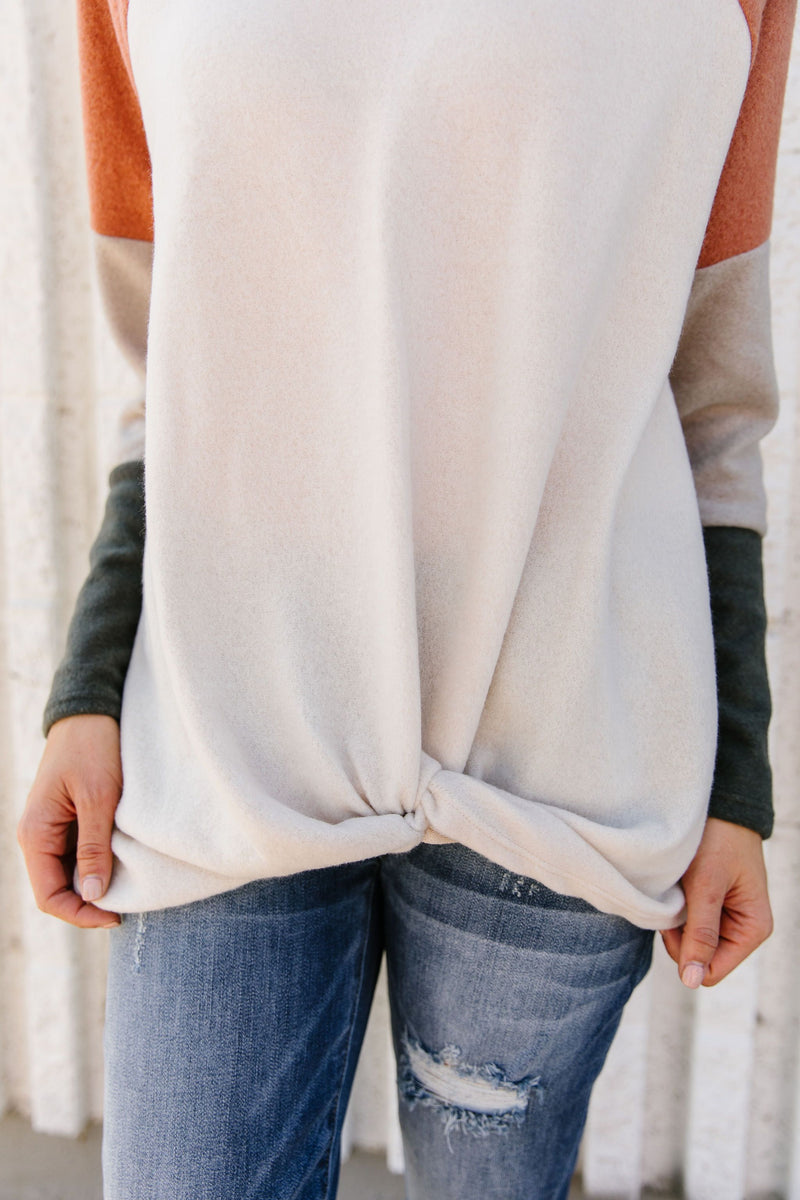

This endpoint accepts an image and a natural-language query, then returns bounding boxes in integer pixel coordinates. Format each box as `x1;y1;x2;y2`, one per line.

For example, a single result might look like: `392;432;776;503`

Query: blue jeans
103;844;654;1200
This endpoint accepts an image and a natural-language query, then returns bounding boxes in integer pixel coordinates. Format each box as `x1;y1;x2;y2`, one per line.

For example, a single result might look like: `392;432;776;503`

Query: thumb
677;881;724;989
75;787;119;904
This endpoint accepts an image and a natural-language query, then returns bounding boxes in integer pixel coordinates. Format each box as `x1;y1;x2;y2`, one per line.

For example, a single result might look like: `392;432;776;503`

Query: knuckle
688;925;720;950
76;840;110;863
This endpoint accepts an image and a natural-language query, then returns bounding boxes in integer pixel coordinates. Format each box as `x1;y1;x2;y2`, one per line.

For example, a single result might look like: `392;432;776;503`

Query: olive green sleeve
703;525;773;839
42;459;145;737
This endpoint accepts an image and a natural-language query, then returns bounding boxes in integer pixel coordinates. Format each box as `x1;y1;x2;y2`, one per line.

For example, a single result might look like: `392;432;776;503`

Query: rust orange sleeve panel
699;0;796;268
76;0;153;242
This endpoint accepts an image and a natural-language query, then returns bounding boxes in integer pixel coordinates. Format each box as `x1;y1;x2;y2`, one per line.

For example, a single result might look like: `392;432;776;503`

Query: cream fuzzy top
74;0;791;926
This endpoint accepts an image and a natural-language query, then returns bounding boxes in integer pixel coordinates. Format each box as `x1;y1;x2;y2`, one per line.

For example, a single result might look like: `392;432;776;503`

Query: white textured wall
1;4;799;1196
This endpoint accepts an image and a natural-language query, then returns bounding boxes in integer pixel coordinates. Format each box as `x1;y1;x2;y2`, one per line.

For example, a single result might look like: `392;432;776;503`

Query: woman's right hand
17;714;122;928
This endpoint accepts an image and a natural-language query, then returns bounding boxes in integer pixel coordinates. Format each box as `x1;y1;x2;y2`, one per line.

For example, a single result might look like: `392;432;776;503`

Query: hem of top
413;764;693;931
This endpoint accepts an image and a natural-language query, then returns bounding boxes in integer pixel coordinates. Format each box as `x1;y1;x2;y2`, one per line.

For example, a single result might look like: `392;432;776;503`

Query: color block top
72;0;795;927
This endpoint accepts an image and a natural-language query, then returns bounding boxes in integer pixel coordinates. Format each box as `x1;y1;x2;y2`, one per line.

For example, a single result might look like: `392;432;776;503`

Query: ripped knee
397;1030;543;1146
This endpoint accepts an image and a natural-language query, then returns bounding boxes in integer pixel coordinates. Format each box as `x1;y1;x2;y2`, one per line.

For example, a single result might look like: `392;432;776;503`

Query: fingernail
101;919;120;929
81;876;104;903
681;962;706;989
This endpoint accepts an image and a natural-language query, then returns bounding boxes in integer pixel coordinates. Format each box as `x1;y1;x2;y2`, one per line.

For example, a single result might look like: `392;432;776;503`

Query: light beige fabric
670;240;779;533
89;0;771;928
94;231;150;463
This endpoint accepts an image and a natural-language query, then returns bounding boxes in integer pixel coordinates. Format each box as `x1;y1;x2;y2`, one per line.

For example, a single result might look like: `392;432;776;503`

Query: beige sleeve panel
670;239;778;534
94;231;152;465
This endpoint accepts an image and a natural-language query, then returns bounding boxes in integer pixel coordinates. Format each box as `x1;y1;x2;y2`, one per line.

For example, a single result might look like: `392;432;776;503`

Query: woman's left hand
660;816;773;988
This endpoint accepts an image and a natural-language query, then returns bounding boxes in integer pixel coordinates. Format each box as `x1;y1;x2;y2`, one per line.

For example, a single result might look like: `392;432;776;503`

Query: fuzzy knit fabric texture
53;0;795;926
43;461;145;732
703;527;773;838
44;468;775;839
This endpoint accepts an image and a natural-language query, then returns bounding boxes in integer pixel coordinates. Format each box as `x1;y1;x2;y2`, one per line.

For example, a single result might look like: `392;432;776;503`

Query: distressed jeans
103;843;654;1200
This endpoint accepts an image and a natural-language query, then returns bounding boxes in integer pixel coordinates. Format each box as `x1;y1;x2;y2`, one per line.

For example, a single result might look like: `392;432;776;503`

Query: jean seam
321;872;378;1200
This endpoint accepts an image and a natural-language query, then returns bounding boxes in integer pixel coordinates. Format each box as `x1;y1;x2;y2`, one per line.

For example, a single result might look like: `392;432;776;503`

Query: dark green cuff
42;460;146;738
703;525;773;839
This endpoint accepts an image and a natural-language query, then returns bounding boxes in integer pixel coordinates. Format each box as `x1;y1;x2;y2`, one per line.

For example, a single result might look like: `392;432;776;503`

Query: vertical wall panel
582;973;652;1198
639;948;696;1196
684;961;760;1200
1;2;799;1194
0;0;29;1127
0;0;109;1135
0;0;85;1136
746;833;800;1193
791;1057;800;1200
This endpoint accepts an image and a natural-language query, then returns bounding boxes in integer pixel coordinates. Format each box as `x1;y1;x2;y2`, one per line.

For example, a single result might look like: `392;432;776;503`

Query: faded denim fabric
382;845;654;1200
103;844;654;1200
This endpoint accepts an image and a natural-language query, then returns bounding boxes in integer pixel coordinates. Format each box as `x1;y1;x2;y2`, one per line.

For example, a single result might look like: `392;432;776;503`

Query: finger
701;905;773;986
660;926;682;965
21;839;119;928
75;786;119;904
18;794;120;928
17;796;75;909
677;884;725;988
